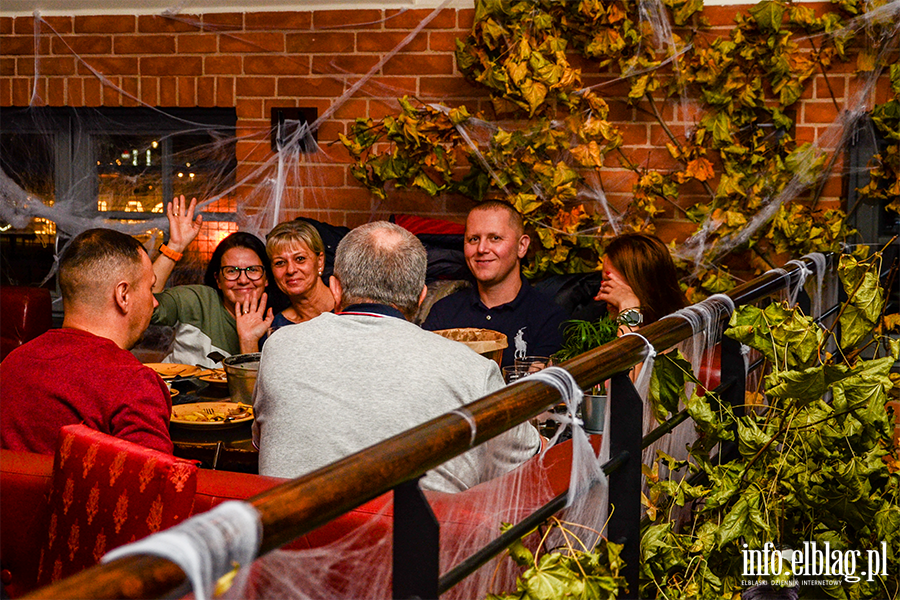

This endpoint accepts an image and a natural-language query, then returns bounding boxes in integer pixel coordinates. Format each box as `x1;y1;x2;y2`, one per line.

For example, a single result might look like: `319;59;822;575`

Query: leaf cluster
640;252;900;599
553;317;620;363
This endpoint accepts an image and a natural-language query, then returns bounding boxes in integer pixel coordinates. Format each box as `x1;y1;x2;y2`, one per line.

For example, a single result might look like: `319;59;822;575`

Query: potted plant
553;317;620;434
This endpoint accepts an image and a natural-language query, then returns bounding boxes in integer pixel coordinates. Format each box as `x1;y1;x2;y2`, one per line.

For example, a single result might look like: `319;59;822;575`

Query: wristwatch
617;308;644;327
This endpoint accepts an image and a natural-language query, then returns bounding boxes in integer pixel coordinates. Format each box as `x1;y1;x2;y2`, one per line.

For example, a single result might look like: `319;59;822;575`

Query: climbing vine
340;0;898;288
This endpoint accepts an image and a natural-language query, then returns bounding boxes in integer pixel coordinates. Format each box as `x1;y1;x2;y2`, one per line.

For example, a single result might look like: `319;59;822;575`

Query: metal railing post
393;479;440;599
606;371;643;599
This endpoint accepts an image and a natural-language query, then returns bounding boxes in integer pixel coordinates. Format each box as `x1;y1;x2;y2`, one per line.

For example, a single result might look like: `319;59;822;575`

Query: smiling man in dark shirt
422;201;567;367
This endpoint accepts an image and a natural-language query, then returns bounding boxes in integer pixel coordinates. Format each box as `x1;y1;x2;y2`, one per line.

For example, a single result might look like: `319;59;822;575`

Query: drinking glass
502;365;531;384
514;355;552;374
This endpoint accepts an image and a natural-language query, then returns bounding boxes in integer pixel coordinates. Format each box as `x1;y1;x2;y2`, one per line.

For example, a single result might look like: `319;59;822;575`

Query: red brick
0;17;12;35
236;139;273;162
76;56;138;76
51;35;111;55
583;75;632;98
140;77;158;105
263;98;298;115
802;101;840;124
197;76;215;106
330;98;368;120
357;31;428;53
701;6;742;26
245;55;309;75
458;8;475;29
419;76;484;99
74;15;135;34
46;77;65;106
286;31;354;54
177;33;217;54
383;54;453;76
246;12;311;31
815;75;846;101
178;76;195;106
605;99;634;122
66;78;82;105
220;32;285;53
120;76;138;106
159;77;176;105
18;56;75;76
0;58;14;77
316;120;345;142
235;76;275;97
103;79;121;105
4;35;47;55
237;98;263;119
0;77;12;105
620;123;650;146
356;75;417;98
278;76;346;98
140;56;202;76
13;17;34;34
216;77;234;106
201;13;243;32
313;10;382;30
115;34;177;55
83;77;102;105
41;16;74;34
205;55;241;74
312;55;381;76
429;31;463;53
138;15;200;34
384;8;457;29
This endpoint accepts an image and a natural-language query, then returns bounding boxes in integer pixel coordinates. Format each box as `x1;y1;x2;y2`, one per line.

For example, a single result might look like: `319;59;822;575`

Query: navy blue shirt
422;277;567;367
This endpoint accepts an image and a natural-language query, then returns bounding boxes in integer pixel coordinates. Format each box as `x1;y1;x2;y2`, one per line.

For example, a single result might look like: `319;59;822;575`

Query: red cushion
393;214;465;235
0;451;53;597
35;425;199;587
0;286;52;360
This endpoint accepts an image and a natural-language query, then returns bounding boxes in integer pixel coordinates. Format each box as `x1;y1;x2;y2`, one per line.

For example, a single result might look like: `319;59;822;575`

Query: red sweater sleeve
109;366;173;454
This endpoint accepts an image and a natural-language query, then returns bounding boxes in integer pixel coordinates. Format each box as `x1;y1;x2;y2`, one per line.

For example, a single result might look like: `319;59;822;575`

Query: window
0;107;238;286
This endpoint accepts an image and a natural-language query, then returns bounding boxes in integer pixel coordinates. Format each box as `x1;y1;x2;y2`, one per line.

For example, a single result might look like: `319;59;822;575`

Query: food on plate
173;403;252;423
198;369;227;383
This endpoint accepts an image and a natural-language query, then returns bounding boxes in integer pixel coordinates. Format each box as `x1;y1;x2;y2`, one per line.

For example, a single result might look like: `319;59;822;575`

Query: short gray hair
334;221;426;319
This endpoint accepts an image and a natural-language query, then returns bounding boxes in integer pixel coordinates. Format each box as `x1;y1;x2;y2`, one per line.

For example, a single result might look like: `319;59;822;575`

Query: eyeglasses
219;265;265;281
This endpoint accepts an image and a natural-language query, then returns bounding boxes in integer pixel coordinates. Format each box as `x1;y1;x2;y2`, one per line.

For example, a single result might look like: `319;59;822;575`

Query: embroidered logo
514;327;527;359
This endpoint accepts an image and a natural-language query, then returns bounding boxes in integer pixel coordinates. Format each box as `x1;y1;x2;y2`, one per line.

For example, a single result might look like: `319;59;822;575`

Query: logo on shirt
514;327;527;359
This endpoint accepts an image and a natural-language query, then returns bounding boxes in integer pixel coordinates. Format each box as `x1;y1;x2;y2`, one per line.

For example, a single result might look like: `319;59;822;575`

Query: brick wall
0;5;893;237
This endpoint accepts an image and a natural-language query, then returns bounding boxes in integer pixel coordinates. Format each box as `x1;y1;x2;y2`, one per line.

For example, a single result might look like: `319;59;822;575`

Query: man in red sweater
0;228;173;454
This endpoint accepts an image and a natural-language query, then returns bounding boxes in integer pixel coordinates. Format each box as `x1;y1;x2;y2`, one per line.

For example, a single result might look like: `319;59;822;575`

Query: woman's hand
165;195;203;253
236;291;274;353
594;269;640;319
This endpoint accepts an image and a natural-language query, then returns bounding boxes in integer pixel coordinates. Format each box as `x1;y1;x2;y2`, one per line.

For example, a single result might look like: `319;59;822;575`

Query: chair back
35;425;199;588
0;286;52;360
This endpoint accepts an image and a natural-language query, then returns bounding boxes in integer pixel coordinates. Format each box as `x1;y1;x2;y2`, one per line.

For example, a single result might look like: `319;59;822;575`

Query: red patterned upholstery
0;286;52;360
34;425;199;587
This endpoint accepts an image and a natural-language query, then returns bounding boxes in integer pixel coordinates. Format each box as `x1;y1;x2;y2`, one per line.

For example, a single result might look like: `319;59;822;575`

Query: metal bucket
222;352;260;404
581;394;607;434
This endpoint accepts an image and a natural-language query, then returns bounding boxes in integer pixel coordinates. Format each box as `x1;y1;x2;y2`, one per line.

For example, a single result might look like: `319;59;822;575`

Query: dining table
151;365;260;474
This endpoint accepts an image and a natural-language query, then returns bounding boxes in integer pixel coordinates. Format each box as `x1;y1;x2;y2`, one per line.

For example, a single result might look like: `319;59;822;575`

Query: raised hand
165;195;203;253
236;292;275;354
594;268;640;318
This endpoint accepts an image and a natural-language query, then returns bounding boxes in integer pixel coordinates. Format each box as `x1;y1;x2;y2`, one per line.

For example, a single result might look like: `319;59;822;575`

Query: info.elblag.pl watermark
741;541;890;586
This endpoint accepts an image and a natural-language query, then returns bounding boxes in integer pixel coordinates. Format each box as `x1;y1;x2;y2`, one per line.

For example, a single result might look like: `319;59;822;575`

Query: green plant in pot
554;317;620;433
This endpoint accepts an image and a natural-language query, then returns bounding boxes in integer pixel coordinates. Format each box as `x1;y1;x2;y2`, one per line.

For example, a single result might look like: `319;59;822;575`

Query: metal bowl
222;352;260;404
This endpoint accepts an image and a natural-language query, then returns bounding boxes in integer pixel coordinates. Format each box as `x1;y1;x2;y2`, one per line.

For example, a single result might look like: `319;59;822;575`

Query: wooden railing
25;254;836;600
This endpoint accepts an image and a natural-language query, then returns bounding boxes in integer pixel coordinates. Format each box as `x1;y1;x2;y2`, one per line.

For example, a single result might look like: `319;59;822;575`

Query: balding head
332;221;427;319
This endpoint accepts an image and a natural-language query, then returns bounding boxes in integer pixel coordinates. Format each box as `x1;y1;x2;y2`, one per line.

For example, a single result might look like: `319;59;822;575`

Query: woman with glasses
150;200;281;366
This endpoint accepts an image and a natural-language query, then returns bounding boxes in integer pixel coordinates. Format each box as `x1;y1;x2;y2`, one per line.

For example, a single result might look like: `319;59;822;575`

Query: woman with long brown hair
594;232;687;334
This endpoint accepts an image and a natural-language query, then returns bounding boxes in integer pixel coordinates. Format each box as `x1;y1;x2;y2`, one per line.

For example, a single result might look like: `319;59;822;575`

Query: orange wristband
159;244;183;262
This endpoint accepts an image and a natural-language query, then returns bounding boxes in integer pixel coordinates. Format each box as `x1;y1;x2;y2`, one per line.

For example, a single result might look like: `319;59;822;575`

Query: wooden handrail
25;255;830;600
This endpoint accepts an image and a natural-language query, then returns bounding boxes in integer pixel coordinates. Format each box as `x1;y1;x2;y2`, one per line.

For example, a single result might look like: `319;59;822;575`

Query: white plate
170;402;253;429
145;363;203;379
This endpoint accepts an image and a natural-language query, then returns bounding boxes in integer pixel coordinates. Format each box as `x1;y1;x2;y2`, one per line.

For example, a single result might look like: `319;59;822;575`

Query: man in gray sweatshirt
252;220;540;492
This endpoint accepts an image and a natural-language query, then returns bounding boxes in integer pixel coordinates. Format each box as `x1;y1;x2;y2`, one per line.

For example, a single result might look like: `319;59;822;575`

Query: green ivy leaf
838;254;884;349
749;0;784;32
